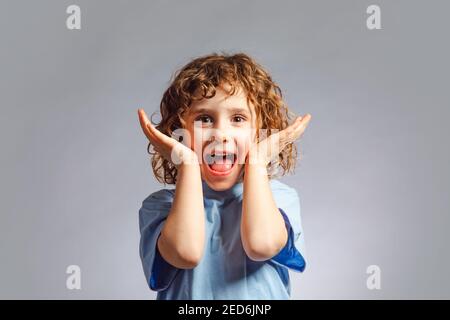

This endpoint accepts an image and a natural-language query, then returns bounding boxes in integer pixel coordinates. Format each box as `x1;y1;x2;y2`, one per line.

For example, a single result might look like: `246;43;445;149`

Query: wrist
246;152;268;167
245;155;268;176
176;161;201;176
172;146;199;168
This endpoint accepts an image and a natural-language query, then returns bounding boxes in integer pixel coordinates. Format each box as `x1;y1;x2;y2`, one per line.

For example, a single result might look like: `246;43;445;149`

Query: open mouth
204;151;237;176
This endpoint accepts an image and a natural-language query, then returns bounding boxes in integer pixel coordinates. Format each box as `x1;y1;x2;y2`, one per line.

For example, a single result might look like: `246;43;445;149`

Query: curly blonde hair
148;52;300;184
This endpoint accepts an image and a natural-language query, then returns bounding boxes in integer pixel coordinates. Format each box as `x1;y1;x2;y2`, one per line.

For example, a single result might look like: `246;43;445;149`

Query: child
137;52;311;300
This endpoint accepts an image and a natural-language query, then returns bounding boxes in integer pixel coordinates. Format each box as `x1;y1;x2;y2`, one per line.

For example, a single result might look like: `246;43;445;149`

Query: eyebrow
190;107;251;116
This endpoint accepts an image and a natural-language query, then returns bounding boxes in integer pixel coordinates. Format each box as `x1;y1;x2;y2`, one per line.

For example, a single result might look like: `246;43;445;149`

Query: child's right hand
138;109;199;168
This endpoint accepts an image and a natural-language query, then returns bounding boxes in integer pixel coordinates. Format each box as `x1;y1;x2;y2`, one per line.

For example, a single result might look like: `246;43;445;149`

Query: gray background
1;0;449;299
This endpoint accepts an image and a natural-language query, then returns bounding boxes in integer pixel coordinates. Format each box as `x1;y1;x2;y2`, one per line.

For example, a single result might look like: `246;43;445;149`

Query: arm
138;109;205;270
241;113;312;261
241;160;287;261
157;162;205;269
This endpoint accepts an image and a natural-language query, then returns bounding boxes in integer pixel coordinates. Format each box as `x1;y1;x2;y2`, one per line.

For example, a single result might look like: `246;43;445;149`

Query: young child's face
183;83;258;191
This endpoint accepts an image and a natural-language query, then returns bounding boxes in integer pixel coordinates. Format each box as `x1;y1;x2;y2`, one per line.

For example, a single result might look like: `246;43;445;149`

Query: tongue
209;156;234;172
210;163;233;172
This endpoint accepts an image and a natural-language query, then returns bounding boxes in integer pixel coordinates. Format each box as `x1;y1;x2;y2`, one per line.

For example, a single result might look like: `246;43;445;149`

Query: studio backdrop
1;0;449;299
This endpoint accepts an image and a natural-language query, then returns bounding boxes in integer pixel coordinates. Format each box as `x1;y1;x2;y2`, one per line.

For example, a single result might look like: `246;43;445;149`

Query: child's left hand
247;114;312;166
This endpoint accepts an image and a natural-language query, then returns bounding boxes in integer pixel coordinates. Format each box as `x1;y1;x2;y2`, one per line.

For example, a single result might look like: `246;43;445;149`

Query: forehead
189;84;254;115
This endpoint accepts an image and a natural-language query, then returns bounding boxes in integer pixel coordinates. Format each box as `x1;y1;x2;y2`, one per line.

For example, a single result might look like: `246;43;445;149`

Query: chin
201;163;244;191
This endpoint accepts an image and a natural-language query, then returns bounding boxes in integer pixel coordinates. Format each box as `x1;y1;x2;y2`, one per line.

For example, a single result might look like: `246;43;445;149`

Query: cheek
234;129;256;164
188;126;205;154
192;135;204;158
191;128;218;163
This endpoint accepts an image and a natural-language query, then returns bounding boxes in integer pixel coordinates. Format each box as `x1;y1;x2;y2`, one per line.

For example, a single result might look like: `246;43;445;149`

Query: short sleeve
139;189;180;291
270;182;307;272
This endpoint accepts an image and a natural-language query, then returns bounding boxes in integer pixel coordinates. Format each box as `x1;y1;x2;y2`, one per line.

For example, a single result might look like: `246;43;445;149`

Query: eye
233;115;246;122
195;115;213;123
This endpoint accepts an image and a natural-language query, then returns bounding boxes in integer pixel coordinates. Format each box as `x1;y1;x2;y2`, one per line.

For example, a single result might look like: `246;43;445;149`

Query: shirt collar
201;179;244;201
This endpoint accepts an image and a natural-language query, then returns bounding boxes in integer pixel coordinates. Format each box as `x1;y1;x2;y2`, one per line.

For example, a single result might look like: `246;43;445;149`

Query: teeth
205;152;235;164
213;154;234;159
211;152;234;157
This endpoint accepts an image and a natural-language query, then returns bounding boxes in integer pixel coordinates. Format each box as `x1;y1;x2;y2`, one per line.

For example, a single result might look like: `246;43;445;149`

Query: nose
209;129;229;144
205;116;229;142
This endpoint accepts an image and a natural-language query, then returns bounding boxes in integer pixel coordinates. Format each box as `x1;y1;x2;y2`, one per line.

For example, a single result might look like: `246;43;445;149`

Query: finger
297;113;312;130
138;108;166;143
282;114;311;143
146;121;172;145
138;108;151;129
138;108;151;134
301;113;312;125
292;114;312;139
289;115;301;127
138;109;158;143
286;116;303;135
280;116;301;141
292;116;306;131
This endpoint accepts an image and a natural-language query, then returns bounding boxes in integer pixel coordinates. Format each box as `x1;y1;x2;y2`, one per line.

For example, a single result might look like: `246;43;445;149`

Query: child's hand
248;114;312;166
138;109;199;167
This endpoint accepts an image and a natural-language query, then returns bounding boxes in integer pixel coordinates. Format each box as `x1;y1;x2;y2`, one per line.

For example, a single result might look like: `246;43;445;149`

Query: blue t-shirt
139;179;307;300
